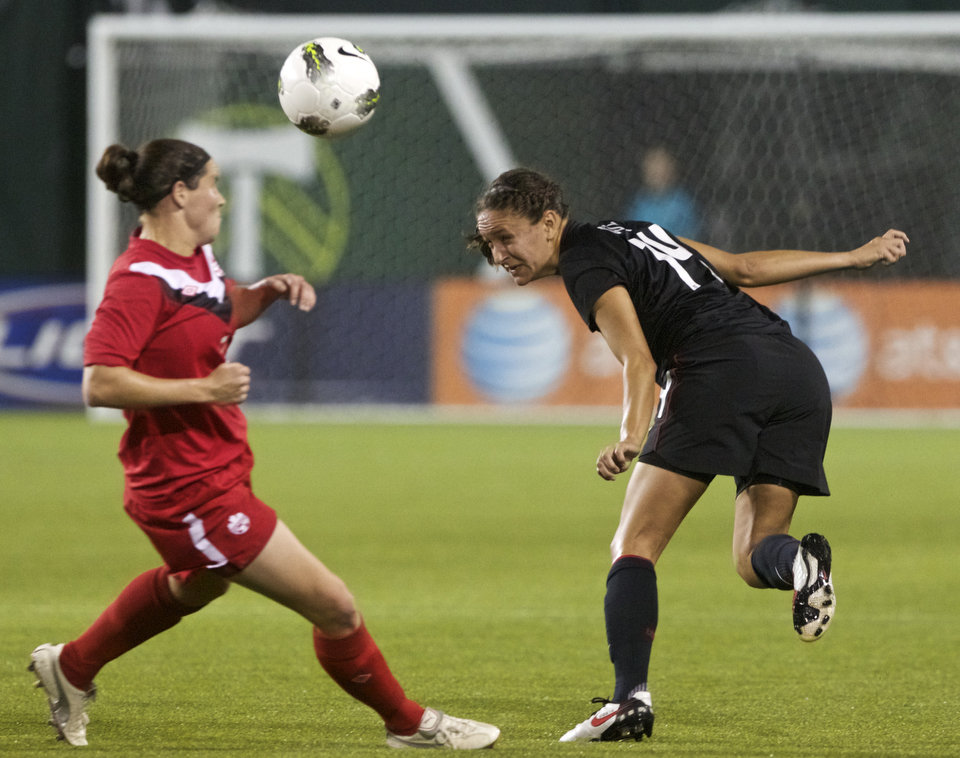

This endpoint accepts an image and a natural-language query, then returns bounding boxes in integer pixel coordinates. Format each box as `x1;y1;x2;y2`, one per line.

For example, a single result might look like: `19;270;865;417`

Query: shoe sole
560;699;655;743
598;703;655;742
386;733;499;749
793;534;835;642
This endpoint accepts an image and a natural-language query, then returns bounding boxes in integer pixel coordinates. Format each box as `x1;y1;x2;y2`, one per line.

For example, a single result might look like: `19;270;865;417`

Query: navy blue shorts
639;331;831;497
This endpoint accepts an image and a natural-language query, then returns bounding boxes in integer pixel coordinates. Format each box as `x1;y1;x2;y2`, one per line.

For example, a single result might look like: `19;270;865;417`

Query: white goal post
86;12;960;417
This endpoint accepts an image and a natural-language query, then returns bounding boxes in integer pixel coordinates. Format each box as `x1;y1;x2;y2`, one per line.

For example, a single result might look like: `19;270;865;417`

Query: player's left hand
597;439;641;481
251;274;317;311
849;229;909;269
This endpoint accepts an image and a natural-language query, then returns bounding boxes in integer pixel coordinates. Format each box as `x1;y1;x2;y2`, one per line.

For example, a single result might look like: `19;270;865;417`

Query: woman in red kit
29;138;499;751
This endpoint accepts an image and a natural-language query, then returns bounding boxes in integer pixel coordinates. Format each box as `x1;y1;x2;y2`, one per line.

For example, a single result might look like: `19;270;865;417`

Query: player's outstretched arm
682;228;909;287
229;273;317;327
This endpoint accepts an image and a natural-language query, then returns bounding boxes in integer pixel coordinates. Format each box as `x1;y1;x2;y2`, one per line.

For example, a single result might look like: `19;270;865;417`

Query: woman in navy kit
470;168;908;743
28;138;499;751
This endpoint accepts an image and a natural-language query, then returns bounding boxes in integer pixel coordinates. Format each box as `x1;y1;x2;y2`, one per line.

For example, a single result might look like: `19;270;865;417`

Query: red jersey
84;235;253;506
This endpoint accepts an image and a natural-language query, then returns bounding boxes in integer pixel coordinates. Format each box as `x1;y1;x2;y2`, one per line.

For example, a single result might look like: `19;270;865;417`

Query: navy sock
750;534;799;589
605;555;657;702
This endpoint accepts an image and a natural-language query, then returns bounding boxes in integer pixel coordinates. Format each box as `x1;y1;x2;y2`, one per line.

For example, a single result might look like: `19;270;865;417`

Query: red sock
313;622;424;735
58;566;196;690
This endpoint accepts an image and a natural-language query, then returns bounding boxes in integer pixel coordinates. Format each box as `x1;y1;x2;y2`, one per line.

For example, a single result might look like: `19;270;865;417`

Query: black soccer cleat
792;533;836;641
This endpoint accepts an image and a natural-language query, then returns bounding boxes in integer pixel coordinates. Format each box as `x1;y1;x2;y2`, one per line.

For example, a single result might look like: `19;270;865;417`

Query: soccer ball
277;37;380;138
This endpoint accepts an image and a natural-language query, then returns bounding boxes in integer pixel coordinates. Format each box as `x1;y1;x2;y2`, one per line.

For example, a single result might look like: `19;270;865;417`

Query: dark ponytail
96;138;210;211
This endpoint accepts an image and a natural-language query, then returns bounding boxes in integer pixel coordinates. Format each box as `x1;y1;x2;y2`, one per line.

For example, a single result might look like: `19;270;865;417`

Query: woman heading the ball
29;138;499;751
470;168;907;743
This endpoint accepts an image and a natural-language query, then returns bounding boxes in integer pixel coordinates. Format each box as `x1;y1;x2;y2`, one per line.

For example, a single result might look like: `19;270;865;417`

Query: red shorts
124;477;278;580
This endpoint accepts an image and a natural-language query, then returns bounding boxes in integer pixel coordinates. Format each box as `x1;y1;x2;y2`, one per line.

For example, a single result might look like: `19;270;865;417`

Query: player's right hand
205;361;251;405
597;439;642;481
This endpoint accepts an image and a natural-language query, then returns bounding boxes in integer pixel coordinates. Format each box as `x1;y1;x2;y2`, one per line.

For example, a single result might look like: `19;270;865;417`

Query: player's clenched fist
849;228;909;269
205;361;251;405
597;439;642;481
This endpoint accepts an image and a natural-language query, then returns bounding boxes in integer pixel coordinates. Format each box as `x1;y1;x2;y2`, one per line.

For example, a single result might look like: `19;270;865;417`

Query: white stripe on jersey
129;245;226;302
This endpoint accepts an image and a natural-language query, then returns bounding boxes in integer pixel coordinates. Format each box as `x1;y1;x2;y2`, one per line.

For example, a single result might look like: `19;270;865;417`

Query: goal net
87;13;960;415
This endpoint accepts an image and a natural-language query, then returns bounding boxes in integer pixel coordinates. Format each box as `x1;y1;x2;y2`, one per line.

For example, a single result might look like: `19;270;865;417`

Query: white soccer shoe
792;533;836;642
29;643;96;747
559;693;654;743
386;707;500;749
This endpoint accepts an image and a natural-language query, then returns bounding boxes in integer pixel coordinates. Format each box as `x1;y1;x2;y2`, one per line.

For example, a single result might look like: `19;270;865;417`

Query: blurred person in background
625;145;701;239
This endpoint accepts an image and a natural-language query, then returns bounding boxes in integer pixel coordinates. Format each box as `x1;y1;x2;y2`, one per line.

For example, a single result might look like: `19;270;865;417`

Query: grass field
1;412;958;756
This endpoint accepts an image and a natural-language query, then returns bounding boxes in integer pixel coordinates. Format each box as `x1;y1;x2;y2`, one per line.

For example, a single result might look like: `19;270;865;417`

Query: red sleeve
225;278;280;328
84;269;167;367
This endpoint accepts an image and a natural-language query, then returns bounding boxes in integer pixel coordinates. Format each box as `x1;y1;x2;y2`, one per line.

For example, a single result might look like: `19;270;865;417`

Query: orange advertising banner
432;277;960;409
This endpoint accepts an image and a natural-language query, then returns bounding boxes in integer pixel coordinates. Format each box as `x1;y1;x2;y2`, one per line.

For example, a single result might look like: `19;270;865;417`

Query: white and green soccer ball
278;37;380;138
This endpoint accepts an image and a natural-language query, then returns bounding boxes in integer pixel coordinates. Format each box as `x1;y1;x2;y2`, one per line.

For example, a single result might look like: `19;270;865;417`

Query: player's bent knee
304;576;359;635
172;571;231;607
313;598;360;637
734;550;767;588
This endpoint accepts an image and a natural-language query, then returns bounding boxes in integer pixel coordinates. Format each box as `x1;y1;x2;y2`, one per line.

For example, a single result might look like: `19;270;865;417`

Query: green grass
1;412;958;756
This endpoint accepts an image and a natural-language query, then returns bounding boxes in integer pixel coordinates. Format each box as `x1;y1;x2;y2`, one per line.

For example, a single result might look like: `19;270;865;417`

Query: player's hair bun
95;139;210;211
96;143;142;204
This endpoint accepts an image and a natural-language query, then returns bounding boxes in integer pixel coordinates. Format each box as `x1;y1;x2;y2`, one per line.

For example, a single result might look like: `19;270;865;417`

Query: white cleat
29;643;96;747
386;707;500;749
559;693;654;743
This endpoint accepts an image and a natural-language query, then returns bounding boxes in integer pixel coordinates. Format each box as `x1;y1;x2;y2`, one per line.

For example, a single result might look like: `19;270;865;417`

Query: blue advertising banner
236;281;431;405
0;279;431;408
0;281;86;407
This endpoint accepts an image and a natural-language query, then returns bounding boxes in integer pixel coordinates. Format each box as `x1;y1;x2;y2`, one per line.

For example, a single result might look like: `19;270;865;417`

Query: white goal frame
86;11;960;318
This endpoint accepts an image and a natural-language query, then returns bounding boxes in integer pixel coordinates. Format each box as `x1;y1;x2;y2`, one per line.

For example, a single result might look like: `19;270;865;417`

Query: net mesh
94;22;960;406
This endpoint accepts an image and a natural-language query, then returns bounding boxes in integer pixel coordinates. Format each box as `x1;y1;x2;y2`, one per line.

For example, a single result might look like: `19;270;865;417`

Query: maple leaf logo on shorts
227;512;251;535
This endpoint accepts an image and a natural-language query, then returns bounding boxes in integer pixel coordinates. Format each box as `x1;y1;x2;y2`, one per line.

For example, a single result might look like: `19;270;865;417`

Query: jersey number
628;226;719;291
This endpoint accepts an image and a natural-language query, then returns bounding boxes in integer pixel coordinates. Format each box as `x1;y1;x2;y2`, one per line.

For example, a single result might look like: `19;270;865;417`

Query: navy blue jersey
559;220;791;381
